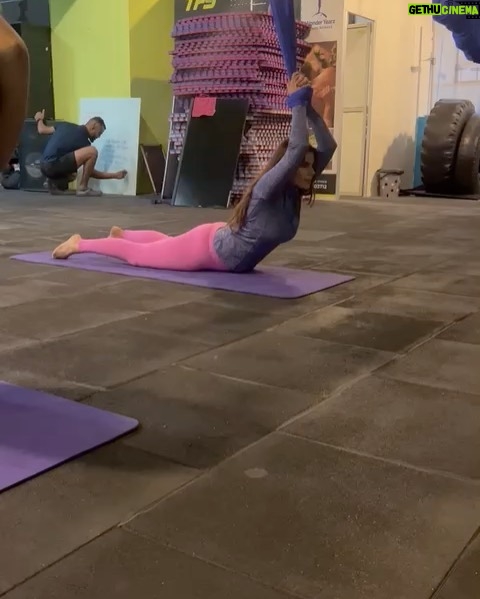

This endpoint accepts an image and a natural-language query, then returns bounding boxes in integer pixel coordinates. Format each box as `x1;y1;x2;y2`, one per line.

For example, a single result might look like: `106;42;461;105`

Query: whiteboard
78;97;141;195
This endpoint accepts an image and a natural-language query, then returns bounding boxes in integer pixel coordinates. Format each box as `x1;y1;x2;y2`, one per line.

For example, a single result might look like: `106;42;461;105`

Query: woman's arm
307;103;337;173
253;103;310;198
253;74;311;199
0;18;29;169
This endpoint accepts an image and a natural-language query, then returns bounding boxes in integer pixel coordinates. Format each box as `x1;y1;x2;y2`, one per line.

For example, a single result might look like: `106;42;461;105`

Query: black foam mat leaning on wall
173;98;249;209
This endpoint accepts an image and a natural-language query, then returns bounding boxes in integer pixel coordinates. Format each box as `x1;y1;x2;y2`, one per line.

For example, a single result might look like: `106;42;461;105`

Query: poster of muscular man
301;0;344;195
302;41;336;128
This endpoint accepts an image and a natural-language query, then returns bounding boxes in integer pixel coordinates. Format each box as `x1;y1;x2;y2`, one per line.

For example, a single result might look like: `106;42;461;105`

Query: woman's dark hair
228;140;317;230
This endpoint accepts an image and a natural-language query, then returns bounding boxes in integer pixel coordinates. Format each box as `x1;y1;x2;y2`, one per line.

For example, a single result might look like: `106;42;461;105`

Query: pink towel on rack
192;97;217;117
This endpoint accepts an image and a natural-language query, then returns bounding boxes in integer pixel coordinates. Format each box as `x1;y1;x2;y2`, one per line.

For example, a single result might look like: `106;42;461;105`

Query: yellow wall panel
49;0;131;122
129;0;174;148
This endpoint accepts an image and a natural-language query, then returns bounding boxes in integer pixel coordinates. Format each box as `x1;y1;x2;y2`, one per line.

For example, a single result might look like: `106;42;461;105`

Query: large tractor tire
453;113;480;195
421;99;475;191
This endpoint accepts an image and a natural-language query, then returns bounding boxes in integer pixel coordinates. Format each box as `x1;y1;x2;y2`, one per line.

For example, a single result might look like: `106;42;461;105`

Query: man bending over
35;109;127;196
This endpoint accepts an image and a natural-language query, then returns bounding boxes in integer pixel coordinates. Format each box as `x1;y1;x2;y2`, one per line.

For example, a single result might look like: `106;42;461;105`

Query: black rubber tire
421;99;475;191
453;113;480;195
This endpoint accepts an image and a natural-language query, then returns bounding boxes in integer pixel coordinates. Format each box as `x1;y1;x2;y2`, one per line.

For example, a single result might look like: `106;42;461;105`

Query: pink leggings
78;222;227;271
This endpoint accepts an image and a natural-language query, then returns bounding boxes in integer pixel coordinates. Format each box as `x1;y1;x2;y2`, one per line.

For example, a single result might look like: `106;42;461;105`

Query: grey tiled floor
0;191;479;598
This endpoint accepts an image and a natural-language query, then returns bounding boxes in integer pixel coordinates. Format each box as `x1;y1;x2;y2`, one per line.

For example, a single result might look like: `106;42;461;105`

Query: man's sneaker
47;178;65;195
76;188;103;197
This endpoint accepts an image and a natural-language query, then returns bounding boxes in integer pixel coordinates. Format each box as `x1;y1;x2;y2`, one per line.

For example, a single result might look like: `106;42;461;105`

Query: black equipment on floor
172;98;249;208
12;23;55;119
1;148;21;190
18;118;63;192
420;99;480;197
399;186;479;201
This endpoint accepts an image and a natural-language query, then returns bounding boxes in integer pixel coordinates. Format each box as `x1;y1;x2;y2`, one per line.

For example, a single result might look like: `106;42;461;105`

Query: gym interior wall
0;0;49;26
432;22;480;108
129;0;174;193
49;0;174;193
12;22;55;120
343;0;432;191
129;0;173;150
1;0;54;119
49;0;131;123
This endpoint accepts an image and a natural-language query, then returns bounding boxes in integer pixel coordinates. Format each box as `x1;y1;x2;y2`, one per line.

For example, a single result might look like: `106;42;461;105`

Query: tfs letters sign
175;0;249;20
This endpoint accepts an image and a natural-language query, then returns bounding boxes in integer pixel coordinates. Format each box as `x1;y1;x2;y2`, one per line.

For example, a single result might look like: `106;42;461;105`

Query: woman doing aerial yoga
52;72;337;273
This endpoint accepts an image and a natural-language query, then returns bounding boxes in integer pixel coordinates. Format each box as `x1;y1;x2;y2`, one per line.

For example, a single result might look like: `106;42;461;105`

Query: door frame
344;19;375;197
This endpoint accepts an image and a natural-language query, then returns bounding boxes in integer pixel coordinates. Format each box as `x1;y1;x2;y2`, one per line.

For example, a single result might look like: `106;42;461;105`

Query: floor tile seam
170;322;357;370
178;345;397;407
389;280;480;299
122;316;292;342
377;315;477;356
119;428;305;528
0;310;151;346
117;372;399;524
118;465;208;528
279;431;480;486
429;526;480;599
370;370;480;400
7;278;129;297
0;277;142;311
262;324;442;355
0;312;215;361
275;365;480;438
413;333;480;354
0;526;119;597
176;361;383;400
78;374;162;402
123;527;308;599
0;368;155;400
327;311;479;362
324;254;469;284
233;329;399;361
275;365;406;432
116;437;206;472
177;363;320;396
377;368;480;397
0;338;43;356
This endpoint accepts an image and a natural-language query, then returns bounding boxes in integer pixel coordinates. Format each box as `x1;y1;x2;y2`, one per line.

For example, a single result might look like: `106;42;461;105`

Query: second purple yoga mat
0;382;139;493
12;252;353;299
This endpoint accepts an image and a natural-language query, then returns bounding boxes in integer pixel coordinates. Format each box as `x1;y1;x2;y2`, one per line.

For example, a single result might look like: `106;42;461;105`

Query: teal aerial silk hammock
433;0;480;64
271;0;480;66
269;0;298;76
269;0;312;107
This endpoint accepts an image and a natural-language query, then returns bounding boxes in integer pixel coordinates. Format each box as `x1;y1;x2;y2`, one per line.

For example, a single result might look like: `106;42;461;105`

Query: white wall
344;0;433;191
432;23;480;109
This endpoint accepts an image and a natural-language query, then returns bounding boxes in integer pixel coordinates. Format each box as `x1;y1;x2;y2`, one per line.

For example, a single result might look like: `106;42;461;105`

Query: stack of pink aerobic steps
169;12;310;203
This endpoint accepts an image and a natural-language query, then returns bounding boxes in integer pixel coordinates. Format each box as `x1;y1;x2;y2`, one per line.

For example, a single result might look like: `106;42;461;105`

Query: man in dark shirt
35;109;127;196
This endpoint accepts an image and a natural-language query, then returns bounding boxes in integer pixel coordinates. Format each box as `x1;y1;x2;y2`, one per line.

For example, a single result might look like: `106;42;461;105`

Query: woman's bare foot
52;234;81;259
109;226;123;238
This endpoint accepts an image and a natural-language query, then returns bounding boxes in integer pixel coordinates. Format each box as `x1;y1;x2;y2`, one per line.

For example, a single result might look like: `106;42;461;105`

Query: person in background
0;17;29;171
35;110;127;196
52;73;337;271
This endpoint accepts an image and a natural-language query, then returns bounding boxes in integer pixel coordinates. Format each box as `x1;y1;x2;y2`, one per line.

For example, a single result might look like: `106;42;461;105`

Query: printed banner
175;0;301;22
301;0;345;196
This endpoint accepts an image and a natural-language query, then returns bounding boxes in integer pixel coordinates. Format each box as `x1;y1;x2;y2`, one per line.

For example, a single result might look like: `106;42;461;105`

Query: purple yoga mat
12;252;354;298
0;382;138;492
